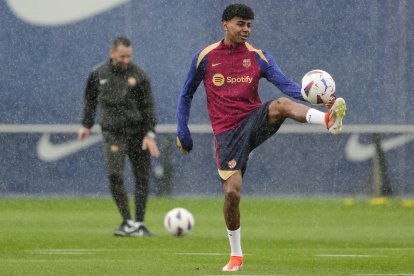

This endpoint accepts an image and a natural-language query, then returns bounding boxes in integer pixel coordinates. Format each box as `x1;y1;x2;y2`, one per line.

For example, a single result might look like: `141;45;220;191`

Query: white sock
126;219;135;226
306;108;326;125
227;228;242;256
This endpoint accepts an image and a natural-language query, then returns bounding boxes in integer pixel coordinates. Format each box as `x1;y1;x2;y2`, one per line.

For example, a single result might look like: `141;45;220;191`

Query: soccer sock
305;108;326;125
126;219;136;226
227;228;243;256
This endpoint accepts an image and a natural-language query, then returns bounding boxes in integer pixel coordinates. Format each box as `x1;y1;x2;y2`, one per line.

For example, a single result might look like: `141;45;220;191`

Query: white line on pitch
173;252;227;256
28;249;251;256
28;248;161;254
172;252;252;256
28;249;105;255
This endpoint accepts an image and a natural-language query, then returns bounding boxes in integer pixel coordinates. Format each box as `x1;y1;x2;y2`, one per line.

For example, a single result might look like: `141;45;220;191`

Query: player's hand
142;136;160;157
176;124;193;154
78;127;90;141
176;134;193;154
324;93;336;109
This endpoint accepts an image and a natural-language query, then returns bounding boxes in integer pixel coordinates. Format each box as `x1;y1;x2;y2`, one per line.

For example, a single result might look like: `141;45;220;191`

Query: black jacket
81;60;157;134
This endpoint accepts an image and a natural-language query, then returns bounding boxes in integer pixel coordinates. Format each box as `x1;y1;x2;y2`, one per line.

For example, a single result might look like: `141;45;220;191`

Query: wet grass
0;197;413;275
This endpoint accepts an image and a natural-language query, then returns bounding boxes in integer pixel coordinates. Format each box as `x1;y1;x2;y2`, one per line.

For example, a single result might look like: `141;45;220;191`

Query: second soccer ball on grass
301;69;336;105
164;207;195;236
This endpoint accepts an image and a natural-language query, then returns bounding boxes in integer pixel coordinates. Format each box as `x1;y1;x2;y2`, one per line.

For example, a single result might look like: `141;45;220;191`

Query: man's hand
142;136;160;157
176;135;193;154
78;127;90;141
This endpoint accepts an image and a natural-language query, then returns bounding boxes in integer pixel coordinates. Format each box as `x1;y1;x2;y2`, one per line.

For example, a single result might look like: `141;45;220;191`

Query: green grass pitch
0;197;413;275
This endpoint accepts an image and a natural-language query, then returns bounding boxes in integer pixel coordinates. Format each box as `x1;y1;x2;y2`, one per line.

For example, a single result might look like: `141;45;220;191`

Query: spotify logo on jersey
212;73;253;87
212;73;225;86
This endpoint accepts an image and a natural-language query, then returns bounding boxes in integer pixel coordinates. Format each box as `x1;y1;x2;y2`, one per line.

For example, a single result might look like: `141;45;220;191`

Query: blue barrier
1;1;414;195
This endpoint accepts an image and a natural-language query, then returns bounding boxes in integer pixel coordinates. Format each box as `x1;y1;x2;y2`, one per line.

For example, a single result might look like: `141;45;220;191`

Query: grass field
0;197;413;275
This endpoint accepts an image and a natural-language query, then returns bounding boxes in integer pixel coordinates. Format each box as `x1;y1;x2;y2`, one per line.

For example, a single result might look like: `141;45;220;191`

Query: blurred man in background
79;36;159;237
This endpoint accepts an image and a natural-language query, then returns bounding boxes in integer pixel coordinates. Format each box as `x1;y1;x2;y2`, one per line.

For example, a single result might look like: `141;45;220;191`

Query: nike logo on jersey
345;133;414;162
212;63;221;67
37;134;102;162
6;0;129;26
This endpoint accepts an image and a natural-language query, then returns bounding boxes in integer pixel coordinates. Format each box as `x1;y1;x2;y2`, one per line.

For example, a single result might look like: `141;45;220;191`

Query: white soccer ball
301;69;335;105
164;207;195;236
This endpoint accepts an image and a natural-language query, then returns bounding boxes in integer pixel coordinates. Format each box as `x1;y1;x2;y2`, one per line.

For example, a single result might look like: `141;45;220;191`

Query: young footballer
176;3;346;271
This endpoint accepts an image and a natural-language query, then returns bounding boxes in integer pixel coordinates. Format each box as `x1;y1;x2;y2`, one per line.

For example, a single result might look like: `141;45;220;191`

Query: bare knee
268;97;308;123
271;97;294;112
224;187;240;205
268;97;293;121
223;174;242;206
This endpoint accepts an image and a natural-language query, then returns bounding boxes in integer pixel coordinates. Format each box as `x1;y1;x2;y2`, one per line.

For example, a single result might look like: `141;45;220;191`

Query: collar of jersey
219;40;247;52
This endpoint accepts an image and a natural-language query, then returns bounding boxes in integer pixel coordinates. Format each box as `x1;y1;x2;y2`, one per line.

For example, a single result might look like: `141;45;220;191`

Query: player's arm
79;71;99;140
176;50;205;154
259;51;305;101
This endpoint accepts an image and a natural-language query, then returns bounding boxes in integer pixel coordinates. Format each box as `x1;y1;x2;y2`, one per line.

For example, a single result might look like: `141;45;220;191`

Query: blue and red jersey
177;40;304;136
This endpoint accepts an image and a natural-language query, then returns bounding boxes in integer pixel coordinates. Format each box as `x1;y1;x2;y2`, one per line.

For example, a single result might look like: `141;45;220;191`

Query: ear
222;21;228;32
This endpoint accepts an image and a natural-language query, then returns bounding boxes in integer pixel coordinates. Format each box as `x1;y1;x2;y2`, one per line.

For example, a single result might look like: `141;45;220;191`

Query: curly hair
222;4;254;21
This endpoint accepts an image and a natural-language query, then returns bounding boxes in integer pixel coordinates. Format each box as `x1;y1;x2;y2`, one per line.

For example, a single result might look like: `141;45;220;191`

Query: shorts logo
212;73;225;86
128;77;137;87
242;59;251;68
228;159;237;169
110;144;120;153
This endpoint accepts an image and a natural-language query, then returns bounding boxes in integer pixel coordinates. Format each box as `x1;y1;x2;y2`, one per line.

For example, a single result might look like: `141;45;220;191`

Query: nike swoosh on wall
345;133;414;162
6;0;129;26
37;134;102;162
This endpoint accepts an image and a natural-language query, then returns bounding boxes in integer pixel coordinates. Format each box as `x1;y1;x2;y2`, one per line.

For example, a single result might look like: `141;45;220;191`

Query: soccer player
78;36;160;237
176;3;346;272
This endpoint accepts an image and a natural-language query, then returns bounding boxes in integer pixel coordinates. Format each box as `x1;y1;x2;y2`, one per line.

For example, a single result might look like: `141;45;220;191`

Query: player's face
110;44;133;70
223;17;252;46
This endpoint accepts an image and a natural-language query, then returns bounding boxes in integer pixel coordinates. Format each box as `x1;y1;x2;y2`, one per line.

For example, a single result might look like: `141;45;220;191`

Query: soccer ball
301;69;335;105
164;207;195;236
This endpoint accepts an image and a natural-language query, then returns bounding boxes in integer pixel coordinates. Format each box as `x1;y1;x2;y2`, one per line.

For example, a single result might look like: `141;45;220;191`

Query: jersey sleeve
176;50;206;137
81;71;99;128
258;51;305;101
135;69;157;134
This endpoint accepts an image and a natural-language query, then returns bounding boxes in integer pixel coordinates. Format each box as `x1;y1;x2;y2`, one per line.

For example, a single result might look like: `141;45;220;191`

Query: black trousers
102;130;151;222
